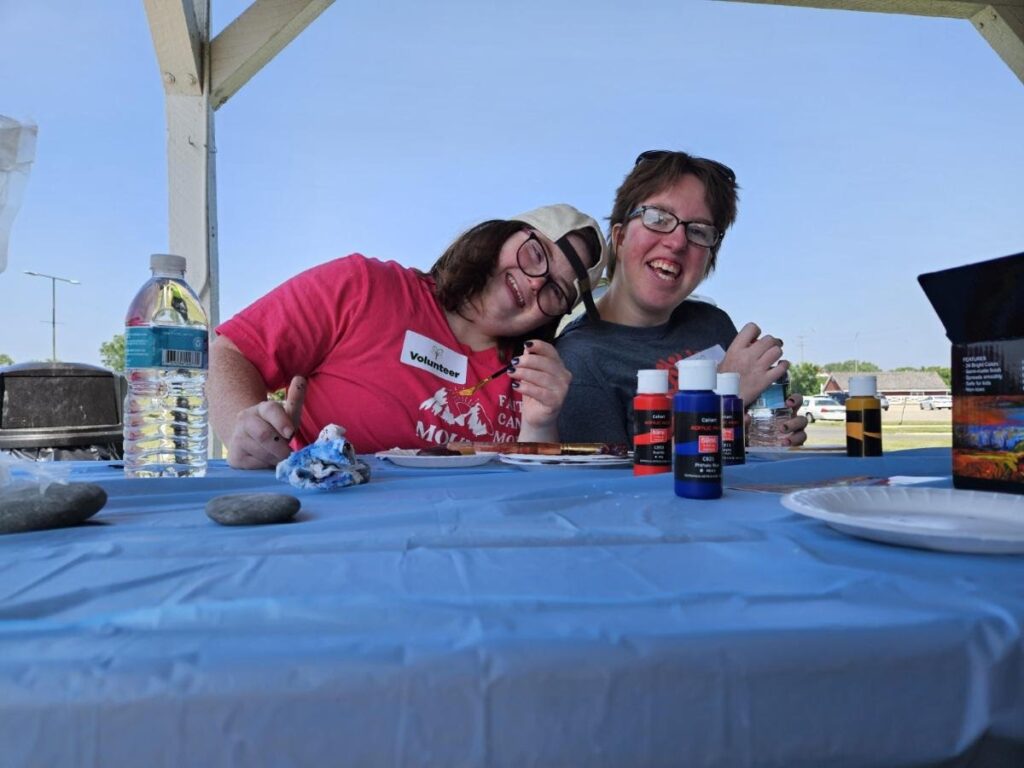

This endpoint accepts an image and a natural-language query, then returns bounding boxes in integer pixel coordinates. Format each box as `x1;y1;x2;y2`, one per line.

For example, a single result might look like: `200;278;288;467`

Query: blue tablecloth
1;448;1022;767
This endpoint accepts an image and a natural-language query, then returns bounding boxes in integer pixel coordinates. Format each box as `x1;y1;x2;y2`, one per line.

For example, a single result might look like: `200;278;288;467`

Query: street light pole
23;270;80;361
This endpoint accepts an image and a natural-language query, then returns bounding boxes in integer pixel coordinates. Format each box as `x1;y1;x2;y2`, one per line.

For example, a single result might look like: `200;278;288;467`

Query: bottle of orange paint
633;369;672;476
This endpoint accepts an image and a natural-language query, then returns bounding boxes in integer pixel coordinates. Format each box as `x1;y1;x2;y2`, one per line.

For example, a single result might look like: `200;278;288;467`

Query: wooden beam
143;0;204;96
972;4;1024;81
714;1;1024;84
144;0;219;325
210;0;334;110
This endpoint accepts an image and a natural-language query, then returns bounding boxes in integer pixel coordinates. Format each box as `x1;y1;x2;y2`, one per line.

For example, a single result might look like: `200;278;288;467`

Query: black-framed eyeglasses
516;232;576;318
634;149;736;184
627;205;722;248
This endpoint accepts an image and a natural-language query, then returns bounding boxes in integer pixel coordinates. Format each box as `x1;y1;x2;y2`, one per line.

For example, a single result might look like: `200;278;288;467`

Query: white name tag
400;330;468;384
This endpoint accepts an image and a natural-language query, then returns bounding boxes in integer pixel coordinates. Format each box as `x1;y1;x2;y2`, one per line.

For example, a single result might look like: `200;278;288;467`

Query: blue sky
1;0;1022;371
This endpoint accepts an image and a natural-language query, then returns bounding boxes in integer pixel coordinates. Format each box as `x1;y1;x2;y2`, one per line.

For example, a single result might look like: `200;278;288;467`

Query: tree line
2;340;954;395
788;361;952;397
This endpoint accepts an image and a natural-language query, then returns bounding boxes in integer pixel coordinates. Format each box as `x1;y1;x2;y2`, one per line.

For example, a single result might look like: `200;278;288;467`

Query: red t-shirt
217;255;524;453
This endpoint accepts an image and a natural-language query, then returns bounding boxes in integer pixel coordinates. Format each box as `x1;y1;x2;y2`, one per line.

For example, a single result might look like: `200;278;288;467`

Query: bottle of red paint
633;369;672;476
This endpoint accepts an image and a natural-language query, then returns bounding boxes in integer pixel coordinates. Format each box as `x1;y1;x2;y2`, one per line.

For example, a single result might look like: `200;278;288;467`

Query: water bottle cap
849;375;877;397
150;254;187;274
675;358;717;391
636;369;669;394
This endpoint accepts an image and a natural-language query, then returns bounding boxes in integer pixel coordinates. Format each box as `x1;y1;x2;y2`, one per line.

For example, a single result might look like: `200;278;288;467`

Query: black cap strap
555;235;600;322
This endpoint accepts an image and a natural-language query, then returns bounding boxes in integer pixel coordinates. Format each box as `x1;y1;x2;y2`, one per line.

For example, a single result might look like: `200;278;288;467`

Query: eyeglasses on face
627;205;722;248
634;150;736;184
516;231;575;318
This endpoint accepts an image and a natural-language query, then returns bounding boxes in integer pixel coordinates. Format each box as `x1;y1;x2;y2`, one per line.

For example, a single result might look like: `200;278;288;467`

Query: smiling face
600;174;714;327
451;228;592;350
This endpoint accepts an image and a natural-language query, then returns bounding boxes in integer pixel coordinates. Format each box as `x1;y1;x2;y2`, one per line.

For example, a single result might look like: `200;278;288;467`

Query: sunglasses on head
634;150;737;184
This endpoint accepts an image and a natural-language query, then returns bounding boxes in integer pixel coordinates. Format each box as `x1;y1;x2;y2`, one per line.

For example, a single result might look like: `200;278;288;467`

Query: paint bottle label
634;393;672;475
720;394;746;465
673;408;722;495
846;395;883;456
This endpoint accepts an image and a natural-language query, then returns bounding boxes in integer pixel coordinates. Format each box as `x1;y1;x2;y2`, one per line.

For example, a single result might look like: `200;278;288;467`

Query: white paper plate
375;451;495;469
781;486;1024;554
499;454;632;470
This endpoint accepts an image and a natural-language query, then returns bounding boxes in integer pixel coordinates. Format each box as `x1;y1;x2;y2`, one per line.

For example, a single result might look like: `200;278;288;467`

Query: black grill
0;362;125;459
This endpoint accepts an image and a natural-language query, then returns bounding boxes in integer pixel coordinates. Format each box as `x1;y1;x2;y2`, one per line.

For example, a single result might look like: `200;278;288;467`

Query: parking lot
801;398;952;450
880;401;952;424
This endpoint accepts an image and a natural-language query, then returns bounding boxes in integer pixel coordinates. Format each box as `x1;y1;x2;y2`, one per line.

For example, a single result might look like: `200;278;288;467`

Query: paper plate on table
781;486;1024;554
375;450;495;469
499;454;632;470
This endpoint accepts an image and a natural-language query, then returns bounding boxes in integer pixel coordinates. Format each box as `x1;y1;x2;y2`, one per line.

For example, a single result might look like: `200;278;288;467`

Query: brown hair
428;219;560;355
608;152;739;278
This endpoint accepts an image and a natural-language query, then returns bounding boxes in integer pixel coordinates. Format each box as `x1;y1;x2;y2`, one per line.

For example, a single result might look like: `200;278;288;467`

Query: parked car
826;391;847;405
797;395;846;423
879;395;889;411
919;395;953;410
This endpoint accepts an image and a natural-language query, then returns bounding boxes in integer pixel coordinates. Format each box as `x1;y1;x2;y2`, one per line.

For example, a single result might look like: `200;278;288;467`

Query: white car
919;395;953;410
797;395;847;423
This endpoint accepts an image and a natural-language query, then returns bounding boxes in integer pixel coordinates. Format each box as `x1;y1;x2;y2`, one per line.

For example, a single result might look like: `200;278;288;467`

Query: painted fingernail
507;366;517;374
511;357;520;365
511;381;520;389
525;341;535;348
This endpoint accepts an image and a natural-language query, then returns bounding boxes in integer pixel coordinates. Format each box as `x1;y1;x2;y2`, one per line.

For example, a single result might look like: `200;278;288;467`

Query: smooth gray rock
0;482;108;534
206;493;301;526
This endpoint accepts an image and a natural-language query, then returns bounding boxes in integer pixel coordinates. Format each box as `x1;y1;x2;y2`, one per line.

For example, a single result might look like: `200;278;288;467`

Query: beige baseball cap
511;203;608;321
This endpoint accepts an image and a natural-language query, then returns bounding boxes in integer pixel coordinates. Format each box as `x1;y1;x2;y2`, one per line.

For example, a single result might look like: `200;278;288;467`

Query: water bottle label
125;326;208;369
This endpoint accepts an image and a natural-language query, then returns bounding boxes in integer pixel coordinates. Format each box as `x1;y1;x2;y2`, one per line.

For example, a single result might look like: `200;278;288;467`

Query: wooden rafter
714;1;1024;84
210;0;334;110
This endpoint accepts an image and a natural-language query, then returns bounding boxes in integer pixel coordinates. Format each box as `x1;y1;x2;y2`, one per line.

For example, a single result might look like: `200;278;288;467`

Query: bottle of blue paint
673;359;722;499
715;372;746;466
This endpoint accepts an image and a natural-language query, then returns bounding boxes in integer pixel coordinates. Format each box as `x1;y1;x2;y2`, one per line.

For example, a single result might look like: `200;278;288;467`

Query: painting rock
0;482;108;534
206;493;301;526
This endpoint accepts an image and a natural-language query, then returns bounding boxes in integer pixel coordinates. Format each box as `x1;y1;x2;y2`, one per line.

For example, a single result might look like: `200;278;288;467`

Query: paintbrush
456;364;511;397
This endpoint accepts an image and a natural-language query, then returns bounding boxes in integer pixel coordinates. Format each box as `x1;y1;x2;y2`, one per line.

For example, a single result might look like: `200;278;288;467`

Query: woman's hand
720;322;786;406
509;340;571;441
226;376;307;469
781;393;808;446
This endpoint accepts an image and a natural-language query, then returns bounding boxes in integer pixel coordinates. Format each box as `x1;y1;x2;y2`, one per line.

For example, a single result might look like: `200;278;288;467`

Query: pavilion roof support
714;1;1024;85
143;0;335;329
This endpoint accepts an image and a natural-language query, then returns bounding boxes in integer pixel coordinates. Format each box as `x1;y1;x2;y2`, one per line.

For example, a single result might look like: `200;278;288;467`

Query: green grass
803;422;951;451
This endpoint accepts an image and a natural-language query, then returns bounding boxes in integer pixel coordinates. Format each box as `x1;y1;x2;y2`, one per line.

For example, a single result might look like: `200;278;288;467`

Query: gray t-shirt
556;300;738;443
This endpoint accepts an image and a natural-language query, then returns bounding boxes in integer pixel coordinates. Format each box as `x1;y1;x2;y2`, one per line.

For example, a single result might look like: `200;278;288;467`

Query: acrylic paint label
720;394;746;465
846;396;882;456
673;409;722;484
634;396;672;475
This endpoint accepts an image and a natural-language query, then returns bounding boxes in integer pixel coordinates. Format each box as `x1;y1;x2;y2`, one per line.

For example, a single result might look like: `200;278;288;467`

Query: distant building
821;371;948;400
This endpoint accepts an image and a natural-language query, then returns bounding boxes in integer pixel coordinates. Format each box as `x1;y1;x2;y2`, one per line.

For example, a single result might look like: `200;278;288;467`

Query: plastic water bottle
123;254;209;477
747;370;791;448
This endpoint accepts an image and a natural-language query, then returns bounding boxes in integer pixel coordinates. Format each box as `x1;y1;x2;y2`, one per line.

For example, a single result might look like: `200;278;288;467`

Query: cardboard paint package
919;251;1024;494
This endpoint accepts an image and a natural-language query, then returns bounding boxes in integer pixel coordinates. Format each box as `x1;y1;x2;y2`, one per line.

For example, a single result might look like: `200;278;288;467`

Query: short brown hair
608;152;739;278
429;220;560;354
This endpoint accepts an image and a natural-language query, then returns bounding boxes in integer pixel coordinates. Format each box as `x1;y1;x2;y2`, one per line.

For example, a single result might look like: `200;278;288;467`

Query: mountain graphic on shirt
419;387;492;437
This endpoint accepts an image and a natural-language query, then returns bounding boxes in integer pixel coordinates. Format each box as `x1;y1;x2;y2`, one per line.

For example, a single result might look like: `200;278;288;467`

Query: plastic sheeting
1;449;1022;767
